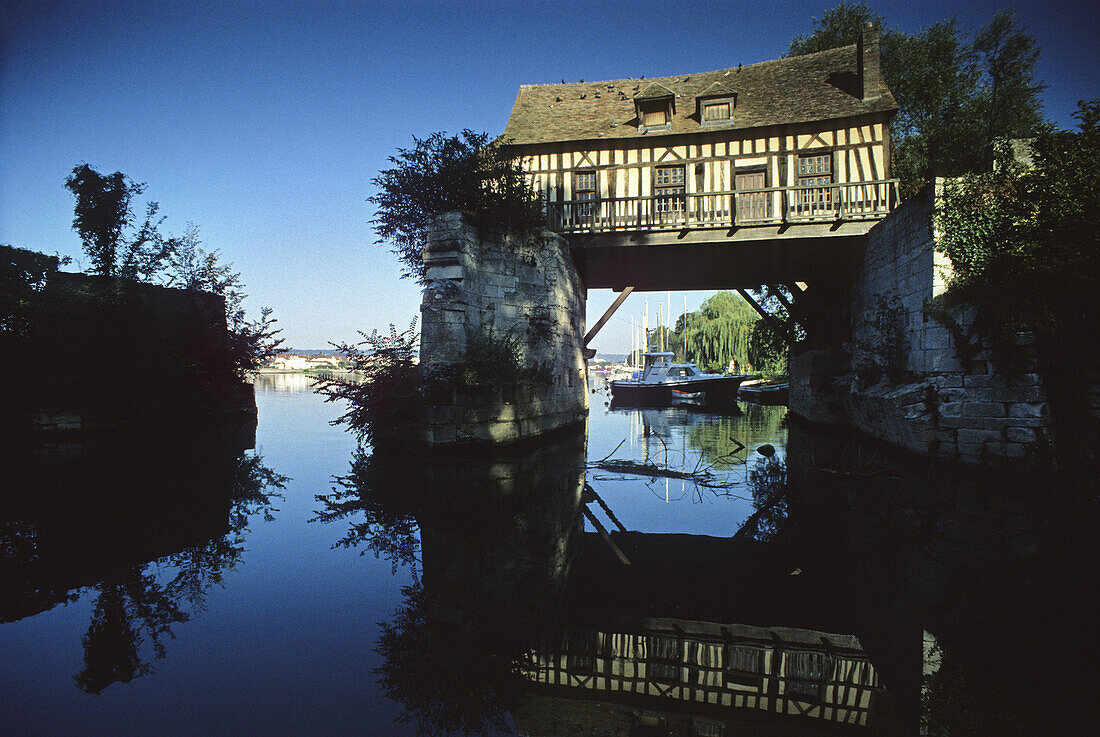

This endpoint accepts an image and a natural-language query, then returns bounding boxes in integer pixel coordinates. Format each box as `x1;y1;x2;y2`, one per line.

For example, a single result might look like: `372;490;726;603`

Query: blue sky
2;0;1096;352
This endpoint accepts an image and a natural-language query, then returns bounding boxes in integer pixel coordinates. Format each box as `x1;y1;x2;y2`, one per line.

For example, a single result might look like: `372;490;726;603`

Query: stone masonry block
1009;373;1043;387
1006;427;1036;443
1008;402;1049;419
964;374;1007;389
962;402;1005;418
938;401;963;417
959;426;994;444
988;387;1045;403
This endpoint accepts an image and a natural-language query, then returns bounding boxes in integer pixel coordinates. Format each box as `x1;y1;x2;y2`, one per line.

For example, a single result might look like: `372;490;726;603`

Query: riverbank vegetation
316;319;422;450
935;101;1100;472
660;291;789;376
63;164;283;375
1;164;284;430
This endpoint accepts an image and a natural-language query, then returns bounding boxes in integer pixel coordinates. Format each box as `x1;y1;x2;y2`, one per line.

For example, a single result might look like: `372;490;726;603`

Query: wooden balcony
546;180;898;234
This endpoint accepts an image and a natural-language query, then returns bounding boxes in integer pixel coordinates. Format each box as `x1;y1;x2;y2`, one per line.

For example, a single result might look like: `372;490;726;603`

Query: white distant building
267;354;341;371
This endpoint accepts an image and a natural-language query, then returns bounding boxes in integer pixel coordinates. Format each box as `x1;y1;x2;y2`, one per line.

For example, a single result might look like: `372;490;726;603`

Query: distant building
266;354;340;371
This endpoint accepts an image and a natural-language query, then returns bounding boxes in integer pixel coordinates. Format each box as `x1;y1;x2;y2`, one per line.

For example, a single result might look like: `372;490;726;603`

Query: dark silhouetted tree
787;4;1046;198
64;164;171;279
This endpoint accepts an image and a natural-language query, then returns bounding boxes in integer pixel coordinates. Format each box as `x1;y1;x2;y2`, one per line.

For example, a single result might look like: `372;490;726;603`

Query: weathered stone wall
791;181;1052;465
419;212;587;446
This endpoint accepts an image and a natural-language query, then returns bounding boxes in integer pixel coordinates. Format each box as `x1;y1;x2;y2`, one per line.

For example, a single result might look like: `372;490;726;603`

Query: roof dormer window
641;102;670;128
634;82;675;132
696;82;736;126
703;101;731;122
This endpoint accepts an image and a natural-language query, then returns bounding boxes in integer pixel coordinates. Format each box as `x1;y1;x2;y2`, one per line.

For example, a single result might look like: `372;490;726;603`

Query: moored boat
738;380;789;405
609;352;746;409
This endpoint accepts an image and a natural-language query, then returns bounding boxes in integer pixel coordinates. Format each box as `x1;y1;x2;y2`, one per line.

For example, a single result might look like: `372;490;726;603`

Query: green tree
747;317;791;376
369;130;544;282
787;1;885;56
787;4;1046;198
670;292;759;372
317;319;421;449
166;224;284;375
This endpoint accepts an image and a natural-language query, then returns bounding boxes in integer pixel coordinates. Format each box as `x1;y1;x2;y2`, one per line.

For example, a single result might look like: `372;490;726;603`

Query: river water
0;375;1092;735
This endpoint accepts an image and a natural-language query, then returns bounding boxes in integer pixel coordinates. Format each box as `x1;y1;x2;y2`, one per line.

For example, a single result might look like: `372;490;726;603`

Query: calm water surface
1;375;1089;735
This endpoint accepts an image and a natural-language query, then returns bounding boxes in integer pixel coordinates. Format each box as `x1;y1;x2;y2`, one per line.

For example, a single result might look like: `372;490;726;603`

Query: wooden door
736;171;768;222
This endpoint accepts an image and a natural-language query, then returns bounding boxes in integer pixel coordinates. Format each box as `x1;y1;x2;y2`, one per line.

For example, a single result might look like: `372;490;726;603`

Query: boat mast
657;301;663;352
630;315;635;367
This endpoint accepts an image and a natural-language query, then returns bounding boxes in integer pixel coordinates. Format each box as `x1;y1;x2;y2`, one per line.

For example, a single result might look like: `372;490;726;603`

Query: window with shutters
724;644;765;688
735;170;769;222
702;101;731;123
786;650;831;701
638;99;672;131
647;634;682;683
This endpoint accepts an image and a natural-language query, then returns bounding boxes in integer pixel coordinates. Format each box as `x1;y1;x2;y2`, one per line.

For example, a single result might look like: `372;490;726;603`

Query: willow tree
670;292;760;372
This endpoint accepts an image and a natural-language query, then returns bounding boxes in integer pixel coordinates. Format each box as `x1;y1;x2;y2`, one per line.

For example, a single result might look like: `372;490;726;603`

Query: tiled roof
501;44;897;147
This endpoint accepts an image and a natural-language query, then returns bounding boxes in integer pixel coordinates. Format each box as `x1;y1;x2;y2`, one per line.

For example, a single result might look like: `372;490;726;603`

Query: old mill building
500;23;899;291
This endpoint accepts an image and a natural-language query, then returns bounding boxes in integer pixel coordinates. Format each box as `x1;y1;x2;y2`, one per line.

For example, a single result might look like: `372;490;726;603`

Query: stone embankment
791;181;1052;465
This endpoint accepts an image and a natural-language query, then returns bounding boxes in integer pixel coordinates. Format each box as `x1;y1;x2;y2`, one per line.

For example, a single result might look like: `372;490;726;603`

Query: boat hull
609;376;744;409
738;383;789;405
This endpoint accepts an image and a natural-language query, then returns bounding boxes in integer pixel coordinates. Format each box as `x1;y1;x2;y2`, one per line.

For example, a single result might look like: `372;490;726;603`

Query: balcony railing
546;180;899;234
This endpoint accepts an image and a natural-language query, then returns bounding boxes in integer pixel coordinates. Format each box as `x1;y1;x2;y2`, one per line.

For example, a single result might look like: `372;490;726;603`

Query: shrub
317;319;421;449
369;130;544;282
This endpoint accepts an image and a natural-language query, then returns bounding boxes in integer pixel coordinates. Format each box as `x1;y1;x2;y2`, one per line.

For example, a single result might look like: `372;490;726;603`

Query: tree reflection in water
314;437;587;736
75;451;288;694
0;435;287;695
686;403;787;470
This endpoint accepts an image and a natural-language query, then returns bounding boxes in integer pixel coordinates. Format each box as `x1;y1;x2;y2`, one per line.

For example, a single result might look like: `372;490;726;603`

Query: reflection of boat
670;389;705;405
610;352;745;408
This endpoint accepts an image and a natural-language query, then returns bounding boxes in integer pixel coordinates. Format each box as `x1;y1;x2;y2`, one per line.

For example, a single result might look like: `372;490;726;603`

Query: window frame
638;99;673;132
573;169;599;221
653;165;687;215
699;96;735;125
796;151;835;213
734;166;770;222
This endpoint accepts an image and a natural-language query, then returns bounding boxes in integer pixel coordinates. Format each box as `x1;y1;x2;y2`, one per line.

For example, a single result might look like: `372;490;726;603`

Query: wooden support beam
585;483;628;533
785;282;846;336
766;284;808;330
736;288;792;340
584;287;634;346
582;506;631;565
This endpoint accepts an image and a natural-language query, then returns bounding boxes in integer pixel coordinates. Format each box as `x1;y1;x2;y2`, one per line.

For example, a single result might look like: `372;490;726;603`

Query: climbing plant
934;100;1100;468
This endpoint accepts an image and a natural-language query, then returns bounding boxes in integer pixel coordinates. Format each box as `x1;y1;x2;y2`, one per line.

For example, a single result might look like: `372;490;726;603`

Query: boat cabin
639;352;716;383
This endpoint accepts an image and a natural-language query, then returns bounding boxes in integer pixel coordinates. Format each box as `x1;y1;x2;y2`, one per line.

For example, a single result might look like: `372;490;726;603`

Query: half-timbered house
500;23;898;291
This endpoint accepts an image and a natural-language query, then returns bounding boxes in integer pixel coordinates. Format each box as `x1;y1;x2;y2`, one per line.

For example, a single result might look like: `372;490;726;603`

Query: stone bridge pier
418;213;588;447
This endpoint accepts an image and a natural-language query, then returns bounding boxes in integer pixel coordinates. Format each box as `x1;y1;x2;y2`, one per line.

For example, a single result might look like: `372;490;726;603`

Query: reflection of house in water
512;530;884;734
519;618;880;734
356;428;901;734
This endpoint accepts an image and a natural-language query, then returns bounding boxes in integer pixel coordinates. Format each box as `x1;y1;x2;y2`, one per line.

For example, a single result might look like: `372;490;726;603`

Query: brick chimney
857;21;881;101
